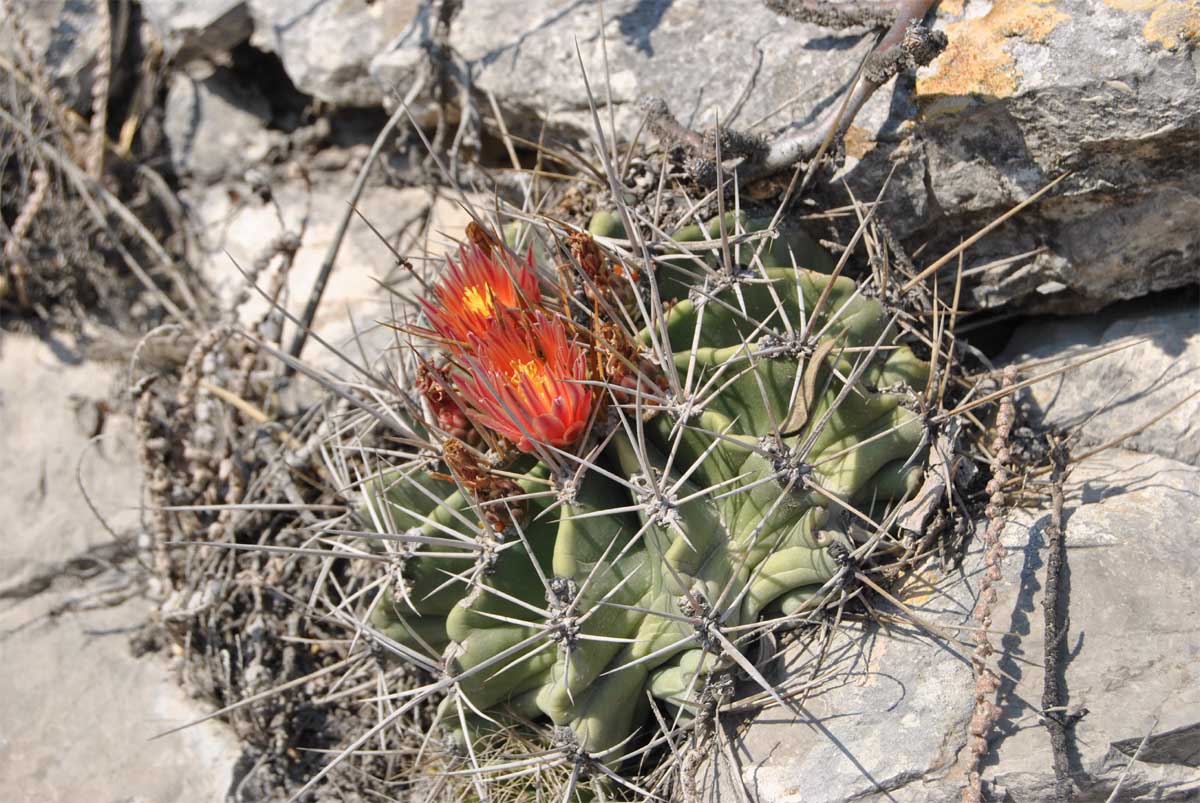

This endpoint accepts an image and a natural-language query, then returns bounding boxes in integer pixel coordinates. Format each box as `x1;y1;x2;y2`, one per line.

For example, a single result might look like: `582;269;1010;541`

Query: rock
0;0;107;112
372;0;1199;313
0;595;240;802
184;170;475;366
248;0;423;107
1000;293;1200;466
140;0;253;60
984;450;1200;801
703;540;979;802
705;552;979;801
844;0;1200;313
0;333;240;802
370;0;876;142
0;334;141;599
164;65;275;185
705;449;1200;801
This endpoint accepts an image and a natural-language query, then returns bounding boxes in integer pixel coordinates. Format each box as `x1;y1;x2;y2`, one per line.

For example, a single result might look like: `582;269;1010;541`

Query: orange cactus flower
420;243;541;347
455;313;593;453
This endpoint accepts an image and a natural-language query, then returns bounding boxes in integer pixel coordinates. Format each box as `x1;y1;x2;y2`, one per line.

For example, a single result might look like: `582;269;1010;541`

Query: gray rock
141;0;252;60
705;450;1200;801
371;0;876;142
0;335;142;599
845;0;1200;313
185;171;474;366
0;596;241;801
372;0;1199;313
0;334;240;801
984;451;1200;801
0;0;107;112
704;556;977;802
164;65;274;184
1000;294;1200;466
248;0;423;107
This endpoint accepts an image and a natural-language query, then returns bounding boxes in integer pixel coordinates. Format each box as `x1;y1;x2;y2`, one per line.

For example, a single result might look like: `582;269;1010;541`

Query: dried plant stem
2;168;49;306
286;72;428;365
0;0;80;145
0;105;200;324
1041;437;1078;802
200;380;305;451
745;1;941;181
962;365;1017;803
134;378;174;589
87;0;112;178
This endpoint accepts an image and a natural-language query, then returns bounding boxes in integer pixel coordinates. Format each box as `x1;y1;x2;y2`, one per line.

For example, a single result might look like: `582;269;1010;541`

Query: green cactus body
366;228;929;760
588;209;835;276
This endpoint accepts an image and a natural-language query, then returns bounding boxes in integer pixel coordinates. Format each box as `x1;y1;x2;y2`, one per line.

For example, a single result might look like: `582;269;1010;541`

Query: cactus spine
356;213;932;762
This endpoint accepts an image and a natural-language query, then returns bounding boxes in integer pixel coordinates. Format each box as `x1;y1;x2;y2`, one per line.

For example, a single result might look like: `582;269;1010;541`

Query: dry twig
963;365;1017;803
1041;436;1082;802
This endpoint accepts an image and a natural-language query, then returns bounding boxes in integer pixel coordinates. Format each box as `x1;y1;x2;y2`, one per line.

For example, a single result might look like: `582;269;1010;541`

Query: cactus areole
360;215;931;762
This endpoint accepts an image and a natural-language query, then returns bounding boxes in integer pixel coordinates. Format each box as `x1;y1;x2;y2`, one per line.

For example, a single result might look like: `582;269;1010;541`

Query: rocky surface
706;449;1200;801
0;595;240;803
705;550;978;802
852;0;1200;314
185;171;475;367
0;335;140;599
24;0;1186;312
0;334;241;802
164;64;275;185
986;451;1200;801
7;0;1196;312
141;0;253;60
370;0;1199;313
248;0;423;107
0;0;107;112
371;0;876;142
1002;292;1200;466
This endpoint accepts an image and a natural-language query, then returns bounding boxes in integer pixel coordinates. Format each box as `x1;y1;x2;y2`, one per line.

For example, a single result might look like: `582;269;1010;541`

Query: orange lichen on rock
843;125;877;159
1107;0;1200;48
916;0;1070;102
1104;0;1161;9
1143;0;1200;48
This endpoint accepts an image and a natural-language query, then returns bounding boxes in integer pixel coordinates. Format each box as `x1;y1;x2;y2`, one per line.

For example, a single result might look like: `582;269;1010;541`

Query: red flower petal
418;244;541;348
454;313;593;452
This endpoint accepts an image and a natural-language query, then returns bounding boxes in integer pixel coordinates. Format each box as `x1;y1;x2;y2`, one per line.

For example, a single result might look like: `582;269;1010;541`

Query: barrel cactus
347;211;933;769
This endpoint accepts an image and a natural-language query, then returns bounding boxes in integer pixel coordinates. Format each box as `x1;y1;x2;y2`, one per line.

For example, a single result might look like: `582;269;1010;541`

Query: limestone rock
164;65;275;185
846;0;1200;313
704;559;976;802
0;0;107;112
0;335;141;599
1001;294;1200;466
248;0;423;107
372;0;1199;313
141;0;253;60
984;451;1200;801
706;450;1200;801
371;0;875;142
0;596;240;802
0;334;240;801
184;172;474;366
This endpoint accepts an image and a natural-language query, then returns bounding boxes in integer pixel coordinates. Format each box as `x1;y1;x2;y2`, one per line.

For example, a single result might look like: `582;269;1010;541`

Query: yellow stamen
462;284;495;317
507;359;550;391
